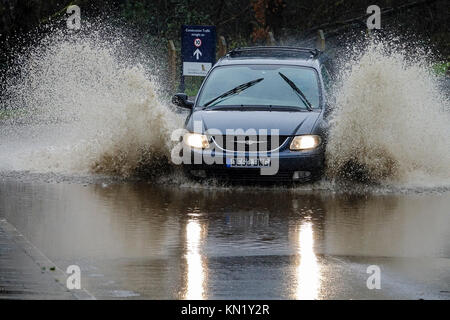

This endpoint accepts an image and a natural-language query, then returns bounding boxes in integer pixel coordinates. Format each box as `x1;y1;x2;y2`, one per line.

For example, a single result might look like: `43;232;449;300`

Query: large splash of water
0;30;182;177
326;41;450;186
1;27;449;189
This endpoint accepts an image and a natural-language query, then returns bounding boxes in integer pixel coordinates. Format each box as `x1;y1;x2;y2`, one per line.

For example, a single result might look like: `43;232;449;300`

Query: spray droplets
326;41;450;186
0;28;182;177
1;26;449;189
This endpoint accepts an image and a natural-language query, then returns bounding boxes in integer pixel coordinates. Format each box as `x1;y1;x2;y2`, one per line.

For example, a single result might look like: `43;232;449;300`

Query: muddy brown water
0;176;449;299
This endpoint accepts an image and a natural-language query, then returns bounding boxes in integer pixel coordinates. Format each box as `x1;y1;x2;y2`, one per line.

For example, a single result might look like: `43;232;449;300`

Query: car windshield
197;65;321;109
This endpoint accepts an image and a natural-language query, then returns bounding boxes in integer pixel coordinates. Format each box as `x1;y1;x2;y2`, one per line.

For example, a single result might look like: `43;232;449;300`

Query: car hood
187;109;321;136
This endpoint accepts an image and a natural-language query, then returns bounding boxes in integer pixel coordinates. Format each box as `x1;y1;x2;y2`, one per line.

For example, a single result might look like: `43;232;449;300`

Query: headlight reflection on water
184;219;207;300
294;221;321;300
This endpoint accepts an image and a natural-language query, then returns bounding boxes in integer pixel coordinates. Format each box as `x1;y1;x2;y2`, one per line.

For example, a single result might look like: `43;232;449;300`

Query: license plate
226;157;271;168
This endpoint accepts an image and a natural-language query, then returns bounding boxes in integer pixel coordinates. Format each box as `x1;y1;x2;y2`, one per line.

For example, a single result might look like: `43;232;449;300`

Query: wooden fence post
218;36;227;58
168;40;177;91
316;29;325;51
266;31;276;46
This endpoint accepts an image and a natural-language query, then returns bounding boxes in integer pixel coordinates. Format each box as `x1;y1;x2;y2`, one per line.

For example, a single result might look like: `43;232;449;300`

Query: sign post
180;25;216;92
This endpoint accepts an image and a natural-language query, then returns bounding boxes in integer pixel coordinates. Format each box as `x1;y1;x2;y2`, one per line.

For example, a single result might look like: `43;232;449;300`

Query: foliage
433;62;450;76
1;0;450;96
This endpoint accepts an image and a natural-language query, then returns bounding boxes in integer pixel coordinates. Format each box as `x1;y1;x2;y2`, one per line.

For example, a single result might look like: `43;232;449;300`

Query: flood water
1;177;449;299
0;27;449;300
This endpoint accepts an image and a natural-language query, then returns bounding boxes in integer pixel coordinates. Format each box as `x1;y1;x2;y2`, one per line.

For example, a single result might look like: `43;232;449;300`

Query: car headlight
184;132;210;149
290;135;321;151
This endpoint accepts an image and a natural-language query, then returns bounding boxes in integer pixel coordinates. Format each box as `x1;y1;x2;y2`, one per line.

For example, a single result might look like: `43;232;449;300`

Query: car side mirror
172;93;194;109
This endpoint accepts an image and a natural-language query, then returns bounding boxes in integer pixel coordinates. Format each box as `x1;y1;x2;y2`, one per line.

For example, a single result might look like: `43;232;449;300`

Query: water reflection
294;221;321;300
0;180;448;299
183;218;207;300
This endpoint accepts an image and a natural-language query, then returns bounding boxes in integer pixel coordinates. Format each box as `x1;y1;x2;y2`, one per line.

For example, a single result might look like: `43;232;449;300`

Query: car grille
211;135;290;153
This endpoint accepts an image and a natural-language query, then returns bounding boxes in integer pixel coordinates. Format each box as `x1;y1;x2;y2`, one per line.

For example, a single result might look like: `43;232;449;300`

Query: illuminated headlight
184;132;210;149
290;135;321;151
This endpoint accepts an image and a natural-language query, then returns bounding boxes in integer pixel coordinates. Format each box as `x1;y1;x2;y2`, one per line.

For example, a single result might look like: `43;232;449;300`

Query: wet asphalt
0;176;449;299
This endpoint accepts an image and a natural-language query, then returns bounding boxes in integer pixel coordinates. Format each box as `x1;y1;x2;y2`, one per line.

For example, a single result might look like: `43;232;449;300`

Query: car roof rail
227;46;321;59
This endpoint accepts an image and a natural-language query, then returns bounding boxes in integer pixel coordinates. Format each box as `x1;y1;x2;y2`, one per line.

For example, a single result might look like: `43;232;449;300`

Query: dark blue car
172;46;333;182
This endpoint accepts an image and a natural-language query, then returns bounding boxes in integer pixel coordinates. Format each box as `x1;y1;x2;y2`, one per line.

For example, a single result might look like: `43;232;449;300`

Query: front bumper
182;147;325;182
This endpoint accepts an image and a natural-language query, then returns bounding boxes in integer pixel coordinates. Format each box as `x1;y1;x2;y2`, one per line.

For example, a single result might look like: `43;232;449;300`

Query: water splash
326;40;450;187
0;28;182;177
1;27;449;190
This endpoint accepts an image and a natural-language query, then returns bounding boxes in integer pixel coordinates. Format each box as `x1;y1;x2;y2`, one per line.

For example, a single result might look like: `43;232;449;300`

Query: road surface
0;174;449;299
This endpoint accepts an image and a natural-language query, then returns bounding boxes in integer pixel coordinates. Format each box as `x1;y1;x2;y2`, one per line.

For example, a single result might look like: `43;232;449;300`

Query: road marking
0;219;96;300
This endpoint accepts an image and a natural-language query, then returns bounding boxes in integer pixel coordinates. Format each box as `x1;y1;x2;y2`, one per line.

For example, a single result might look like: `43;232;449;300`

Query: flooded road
1;177;449;299
1;14;449;300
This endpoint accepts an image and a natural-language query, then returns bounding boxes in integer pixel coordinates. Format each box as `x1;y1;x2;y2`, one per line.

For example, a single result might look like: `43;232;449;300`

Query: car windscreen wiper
278;72;313;111
202;78;264;108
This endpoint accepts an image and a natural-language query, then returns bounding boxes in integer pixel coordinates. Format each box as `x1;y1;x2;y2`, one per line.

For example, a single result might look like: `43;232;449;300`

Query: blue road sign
181;25;216;77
